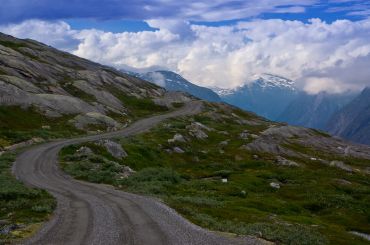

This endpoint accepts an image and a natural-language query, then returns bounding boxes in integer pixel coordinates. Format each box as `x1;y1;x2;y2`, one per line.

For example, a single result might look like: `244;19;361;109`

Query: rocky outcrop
98;140;127;159
186;122;213;140
70;112;123;131
0;32;185;132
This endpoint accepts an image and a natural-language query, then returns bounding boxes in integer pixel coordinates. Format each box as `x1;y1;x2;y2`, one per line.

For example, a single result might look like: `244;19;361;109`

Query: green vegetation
105;85;168;118
0;153;55;243
0;106;82;148
0;41;27;50
59;104;370;245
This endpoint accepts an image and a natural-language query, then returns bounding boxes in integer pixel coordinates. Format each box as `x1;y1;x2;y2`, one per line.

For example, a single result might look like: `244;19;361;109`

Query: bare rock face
98;140;127;159
73;80;125;111
153;91;191;108
0;33;191;131
70;112;123;131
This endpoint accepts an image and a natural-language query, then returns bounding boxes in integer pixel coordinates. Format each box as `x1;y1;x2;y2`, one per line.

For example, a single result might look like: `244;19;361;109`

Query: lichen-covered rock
98;140;127;159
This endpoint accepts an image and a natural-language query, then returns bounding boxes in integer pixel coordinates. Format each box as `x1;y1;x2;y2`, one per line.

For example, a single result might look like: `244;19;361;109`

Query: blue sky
1;0;370;30
0;0;370;92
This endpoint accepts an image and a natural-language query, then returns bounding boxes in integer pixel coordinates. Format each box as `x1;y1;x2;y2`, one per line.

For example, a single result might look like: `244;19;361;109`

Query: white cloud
1;18;370;94
0;19;79;51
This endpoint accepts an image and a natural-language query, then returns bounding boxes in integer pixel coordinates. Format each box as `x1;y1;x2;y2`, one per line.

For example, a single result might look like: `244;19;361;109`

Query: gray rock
349;231;370;242
186;122;213;140
0;224;19;235
173;147;185;154
119;166;135;178
168;133;186;143
98;140;127;159
329;160;353;172
270;182;281;189
240;130;249;140
76;146;93;155
219;140;229;147
275;156;299;167
70;112;123;131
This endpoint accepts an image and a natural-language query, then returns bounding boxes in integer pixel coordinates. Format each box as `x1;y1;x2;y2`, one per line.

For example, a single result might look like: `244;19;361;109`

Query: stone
173;147;185;154
222;178;228;183
275;156;299;167
76;146;93;155
330;160;353;172
0;224;19;235
219;140;229;147
120;166;135;178
168;133;186;143
270;182;280;189
186;122;213;140
240;130;249;139
98;140;127;159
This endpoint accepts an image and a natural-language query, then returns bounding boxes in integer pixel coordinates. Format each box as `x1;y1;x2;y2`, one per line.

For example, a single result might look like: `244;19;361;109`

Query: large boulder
98;140;128;159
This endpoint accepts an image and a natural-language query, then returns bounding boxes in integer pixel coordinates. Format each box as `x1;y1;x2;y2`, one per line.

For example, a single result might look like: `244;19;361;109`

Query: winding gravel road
13;101;259;245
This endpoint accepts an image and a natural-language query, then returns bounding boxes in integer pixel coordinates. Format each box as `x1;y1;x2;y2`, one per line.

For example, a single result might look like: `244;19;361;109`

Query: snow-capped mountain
125;70;222;102
212;74;298;120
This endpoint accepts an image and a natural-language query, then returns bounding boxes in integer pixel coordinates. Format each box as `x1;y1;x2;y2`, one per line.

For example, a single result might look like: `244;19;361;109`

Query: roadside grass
0;106;82;148
59;106;370;245
0;153;55;244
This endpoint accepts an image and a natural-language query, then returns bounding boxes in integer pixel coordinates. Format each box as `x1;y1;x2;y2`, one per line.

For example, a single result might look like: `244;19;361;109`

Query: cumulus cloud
0;0;318;23
0;20;79;51
1;18;370;94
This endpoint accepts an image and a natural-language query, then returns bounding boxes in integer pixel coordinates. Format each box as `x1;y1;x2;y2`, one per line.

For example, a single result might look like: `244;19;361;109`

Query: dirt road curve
13;101;257;245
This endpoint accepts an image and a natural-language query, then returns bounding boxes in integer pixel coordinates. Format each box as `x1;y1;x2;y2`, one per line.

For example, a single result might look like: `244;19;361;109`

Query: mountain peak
256;73;295;90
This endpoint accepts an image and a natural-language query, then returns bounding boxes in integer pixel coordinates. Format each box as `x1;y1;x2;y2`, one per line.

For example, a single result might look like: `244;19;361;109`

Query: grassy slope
60;104;370;245
0;153;55;244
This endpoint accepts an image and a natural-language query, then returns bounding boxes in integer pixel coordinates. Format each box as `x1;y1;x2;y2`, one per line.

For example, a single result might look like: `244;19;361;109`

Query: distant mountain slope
133;70;222;102
327;87;370;145
278;92;356;130
213;74;298;120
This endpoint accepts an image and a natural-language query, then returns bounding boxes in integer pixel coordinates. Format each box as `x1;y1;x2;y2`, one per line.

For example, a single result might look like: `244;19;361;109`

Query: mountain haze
327;87;370;145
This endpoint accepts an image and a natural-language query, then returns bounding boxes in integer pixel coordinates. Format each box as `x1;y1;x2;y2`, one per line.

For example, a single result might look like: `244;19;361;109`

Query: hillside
327;87;370;145
0;33;190;150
